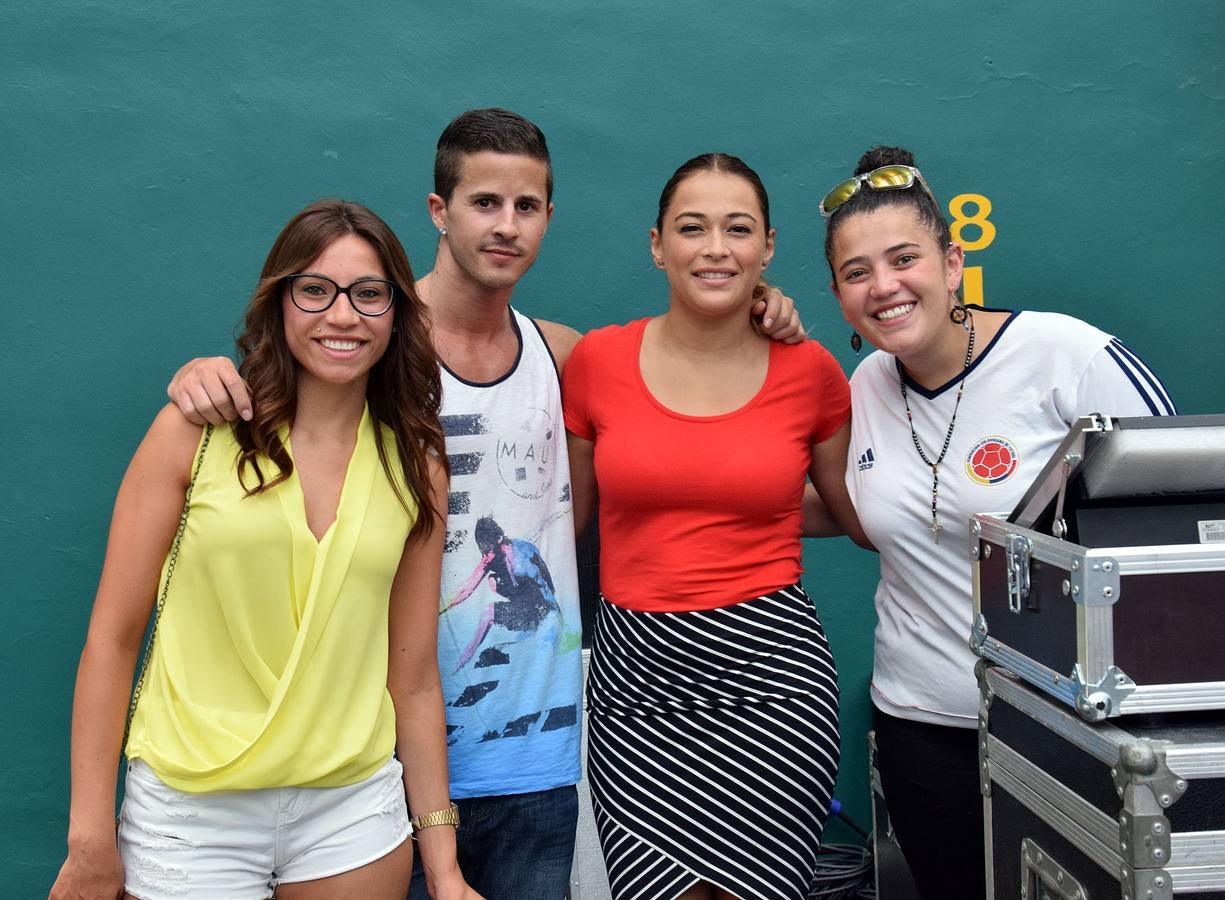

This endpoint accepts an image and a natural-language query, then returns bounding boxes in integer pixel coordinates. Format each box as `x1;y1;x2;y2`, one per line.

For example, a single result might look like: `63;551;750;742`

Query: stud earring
439;226;447;237
654;258;664;267
850;331;862;354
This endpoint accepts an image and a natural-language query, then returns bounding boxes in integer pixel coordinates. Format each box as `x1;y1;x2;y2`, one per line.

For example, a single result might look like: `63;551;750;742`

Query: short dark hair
823;145;951;272
434;108;552;203
655;152;771;232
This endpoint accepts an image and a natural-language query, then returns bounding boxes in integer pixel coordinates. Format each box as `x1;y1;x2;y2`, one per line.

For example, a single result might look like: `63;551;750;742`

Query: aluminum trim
1161;861;1225;890
1106;544;1225;576
1080;605;1115;682
972;547;983;618
972;514;1225;578
988;753;1121;875
985;666;1135;763
989;756;1225;890
983;794;995;896
1118;683;1225;719
1163;743;1225;777
989;736;1119;850
1169;831;1225;868
980;650;1225;719
975;515;1085;571
978;643;1082;708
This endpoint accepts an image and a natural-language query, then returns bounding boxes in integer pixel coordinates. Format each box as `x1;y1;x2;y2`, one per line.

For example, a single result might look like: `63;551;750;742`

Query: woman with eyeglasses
564;154;869;900
50;200;479;900
812;146;1175;897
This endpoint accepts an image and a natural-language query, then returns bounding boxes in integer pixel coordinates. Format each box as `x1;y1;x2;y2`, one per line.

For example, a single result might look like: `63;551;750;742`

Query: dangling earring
850;331;862;354
439;226;447;237
949;301;969;328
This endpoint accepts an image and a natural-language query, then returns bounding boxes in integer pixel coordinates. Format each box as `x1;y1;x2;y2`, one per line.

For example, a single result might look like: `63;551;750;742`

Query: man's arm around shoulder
168;356;251;425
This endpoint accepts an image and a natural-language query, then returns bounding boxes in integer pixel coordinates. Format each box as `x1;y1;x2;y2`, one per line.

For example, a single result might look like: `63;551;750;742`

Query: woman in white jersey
811;145;1175;898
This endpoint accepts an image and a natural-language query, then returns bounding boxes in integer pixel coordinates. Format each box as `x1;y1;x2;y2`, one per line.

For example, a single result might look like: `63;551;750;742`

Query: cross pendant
929;520;943;544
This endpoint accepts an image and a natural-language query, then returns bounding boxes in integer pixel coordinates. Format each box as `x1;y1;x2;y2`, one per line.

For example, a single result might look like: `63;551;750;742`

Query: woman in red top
564;154;868;900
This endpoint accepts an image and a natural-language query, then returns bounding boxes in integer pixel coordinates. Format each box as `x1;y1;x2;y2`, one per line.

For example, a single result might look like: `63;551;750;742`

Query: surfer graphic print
436;309;583;798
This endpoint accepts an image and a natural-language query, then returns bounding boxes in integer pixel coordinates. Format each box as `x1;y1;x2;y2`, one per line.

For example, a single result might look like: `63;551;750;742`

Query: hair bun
854;145;916;176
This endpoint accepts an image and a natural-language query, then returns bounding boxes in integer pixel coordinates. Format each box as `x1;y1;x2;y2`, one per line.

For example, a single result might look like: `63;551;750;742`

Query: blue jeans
407;785;578;900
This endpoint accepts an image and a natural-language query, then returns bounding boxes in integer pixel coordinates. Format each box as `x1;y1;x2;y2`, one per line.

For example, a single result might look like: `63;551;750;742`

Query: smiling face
650;169;775;320
282;233;394;391
829;205;964;366
428;150;553;294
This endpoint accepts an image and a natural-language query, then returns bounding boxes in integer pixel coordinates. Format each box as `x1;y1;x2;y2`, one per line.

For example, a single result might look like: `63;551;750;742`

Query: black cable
810;841;875;898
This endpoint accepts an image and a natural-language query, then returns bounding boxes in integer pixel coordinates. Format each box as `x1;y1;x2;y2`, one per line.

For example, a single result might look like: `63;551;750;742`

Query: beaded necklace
895;312;976;544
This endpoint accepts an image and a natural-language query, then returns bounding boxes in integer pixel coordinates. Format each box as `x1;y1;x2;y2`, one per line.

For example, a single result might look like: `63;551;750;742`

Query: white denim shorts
118;756;410;900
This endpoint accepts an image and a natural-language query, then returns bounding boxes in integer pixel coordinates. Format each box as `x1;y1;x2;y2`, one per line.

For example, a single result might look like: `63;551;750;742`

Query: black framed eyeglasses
286;274;397;317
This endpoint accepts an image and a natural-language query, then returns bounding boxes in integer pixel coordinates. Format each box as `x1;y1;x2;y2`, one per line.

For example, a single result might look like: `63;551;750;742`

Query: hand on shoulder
166;356;251;425
752;284;807;344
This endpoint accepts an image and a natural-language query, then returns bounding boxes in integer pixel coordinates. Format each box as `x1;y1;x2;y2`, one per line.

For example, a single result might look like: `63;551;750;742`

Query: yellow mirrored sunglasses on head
819;164;938;218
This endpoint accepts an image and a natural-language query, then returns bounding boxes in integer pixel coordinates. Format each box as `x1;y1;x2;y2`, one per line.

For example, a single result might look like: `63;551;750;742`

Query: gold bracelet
410;801;460;832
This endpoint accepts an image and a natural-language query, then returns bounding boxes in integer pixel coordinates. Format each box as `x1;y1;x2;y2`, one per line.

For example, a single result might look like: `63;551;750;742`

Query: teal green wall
3;1;1221;890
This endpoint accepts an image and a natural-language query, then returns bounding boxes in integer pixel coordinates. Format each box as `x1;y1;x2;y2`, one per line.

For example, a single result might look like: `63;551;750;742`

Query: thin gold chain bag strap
121;424;214;752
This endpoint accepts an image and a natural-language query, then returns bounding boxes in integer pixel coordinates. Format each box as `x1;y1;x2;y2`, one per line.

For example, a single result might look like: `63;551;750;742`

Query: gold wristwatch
410;801;460;832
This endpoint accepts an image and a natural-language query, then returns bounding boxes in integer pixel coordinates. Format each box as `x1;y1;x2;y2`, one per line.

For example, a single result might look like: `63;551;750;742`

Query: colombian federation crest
966;436;1019;485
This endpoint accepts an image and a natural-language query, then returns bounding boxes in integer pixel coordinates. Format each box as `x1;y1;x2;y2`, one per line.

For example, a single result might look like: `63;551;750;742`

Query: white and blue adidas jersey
845;309;1174;727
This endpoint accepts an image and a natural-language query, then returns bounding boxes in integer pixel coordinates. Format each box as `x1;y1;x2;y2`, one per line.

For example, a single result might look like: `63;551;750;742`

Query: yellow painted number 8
949;193;995;305
948;193;995;251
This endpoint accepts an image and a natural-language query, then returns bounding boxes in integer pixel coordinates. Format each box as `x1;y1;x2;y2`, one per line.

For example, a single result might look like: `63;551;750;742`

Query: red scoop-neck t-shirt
562;318;850;613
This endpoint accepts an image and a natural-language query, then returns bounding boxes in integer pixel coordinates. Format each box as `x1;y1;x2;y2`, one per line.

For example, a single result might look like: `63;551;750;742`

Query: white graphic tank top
436;308;583;797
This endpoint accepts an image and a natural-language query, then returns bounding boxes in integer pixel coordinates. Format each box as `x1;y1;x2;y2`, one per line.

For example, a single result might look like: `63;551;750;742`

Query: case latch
1006;533;1032;613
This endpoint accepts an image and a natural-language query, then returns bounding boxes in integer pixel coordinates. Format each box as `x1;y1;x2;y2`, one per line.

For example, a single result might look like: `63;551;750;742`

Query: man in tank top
166;108;803;899
407;109;586;898
170;109;585;899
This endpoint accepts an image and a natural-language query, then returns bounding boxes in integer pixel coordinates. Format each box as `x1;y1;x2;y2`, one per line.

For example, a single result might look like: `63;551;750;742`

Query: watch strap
410;801;460;832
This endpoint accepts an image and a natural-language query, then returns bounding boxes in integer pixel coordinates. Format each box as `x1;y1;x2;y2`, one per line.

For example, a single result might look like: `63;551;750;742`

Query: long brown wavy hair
234;199;447;536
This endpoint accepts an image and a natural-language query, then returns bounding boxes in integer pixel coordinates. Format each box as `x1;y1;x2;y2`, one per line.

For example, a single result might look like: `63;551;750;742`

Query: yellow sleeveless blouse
125;406;416;792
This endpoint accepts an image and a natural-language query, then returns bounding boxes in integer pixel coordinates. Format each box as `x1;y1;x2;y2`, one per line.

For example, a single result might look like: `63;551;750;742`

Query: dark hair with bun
823;145;951;270
656;152;771;233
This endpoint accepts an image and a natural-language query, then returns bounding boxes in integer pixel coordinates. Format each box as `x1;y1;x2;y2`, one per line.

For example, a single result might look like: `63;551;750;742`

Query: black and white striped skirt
587;583;840;900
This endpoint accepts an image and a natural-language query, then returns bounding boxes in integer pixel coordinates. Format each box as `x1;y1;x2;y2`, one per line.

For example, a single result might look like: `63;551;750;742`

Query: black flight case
980;662;1225;898
970;414;1225;721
